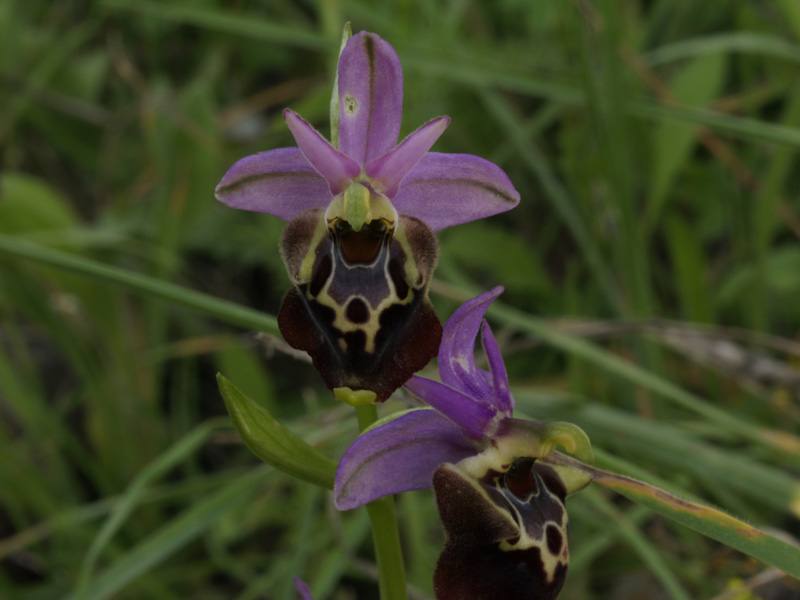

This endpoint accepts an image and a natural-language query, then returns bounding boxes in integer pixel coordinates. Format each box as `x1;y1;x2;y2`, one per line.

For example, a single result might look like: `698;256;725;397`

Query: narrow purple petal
337;31;403;166
404;375;496;440
334;409;475;510
215;148;331;220
480;320;514;415
293;578;313;600
284;110;361;194
391;153;520;230
438;287;505;402
365;116;450;198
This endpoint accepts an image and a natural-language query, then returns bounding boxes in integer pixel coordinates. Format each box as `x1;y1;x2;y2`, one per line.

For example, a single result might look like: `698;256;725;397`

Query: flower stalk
356;404;409;600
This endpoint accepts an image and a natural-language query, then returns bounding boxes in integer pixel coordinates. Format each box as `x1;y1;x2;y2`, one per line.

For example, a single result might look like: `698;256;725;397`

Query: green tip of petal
541;421;594;465
459;419;594;496
341;22;353;45
330;23;353;149
334;386;377;406
539;422;594;495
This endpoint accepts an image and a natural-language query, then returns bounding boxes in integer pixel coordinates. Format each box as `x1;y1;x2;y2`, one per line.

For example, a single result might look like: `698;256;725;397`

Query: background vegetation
1;0;800;598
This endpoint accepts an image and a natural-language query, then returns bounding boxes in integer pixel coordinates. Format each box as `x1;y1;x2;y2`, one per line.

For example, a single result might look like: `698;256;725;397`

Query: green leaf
546;453;800;579
0;172;77;234
775;0;800;41
440;220;549;296
0;236;280;334
582;486;692;600
73;420;229;598
216;345;278;415
102;0;331;50
665;216;714;322
488;299;778;450
62;468;269;600
647;52;726;226
642;32;800;66
51;50;109;101
719;247;800;312
217;374;337;489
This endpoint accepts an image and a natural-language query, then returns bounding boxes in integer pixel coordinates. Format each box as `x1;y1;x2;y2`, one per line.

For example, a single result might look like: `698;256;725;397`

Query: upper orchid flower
215;31;519;404
334;287;593;599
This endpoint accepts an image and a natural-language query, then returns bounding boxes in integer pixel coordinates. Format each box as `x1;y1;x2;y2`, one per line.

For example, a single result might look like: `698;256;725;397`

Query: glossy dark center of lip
335;220;389;263
504;457;538;500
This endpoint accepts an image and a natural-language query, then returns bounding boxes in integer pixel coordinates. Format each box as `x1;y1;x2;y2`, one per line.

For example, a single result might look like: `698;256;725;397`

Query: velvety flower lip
432;459;569;600
214;31;520;231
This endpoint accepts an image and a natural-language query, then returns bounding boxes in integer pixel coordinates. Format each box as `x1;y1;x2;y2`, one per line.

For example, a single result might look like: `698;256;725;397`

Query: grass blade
0;235;279;334
61;468;270;600
74;419;229;598
547;453;800;579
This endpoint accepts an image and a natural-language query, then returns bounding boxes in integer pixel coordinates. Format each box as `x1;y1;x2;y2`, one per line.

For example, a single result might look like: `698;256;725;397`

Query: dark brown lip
333;219;389;264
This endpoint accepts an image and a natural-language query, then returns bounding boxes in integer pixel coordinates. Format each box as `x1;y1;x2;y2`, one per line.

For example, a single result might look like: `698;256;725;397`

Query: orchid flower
334;287;593;599
215;31;519;403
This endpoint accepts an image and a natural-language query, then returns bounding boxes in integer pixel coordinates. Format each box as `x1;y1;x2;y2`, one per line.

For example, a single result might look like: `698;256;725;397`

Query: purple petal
391;153;520;230
284;110;361;194
293;578;314;600
337;31;403;166
480;320;514;415
366;116;450;198
438;287;505;403
404;375;496;440
334;409;475;510
215;148;332;219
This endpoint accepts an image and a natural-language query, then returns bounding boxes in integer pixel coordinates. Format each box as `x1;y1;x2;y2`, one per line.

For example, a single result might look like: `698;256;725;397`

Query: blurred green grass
1;1;800;598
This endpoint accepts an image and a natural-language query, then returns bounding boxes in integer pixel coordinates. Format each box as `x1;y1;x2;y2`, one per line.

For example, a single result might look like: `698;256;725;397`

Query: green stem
355;404;408;600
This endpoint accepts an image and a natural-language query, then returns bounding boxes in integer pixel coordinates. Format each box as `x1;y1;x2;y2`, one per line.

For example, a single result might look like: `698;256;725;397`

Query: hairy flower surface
215;32;519;402
335;287;591;599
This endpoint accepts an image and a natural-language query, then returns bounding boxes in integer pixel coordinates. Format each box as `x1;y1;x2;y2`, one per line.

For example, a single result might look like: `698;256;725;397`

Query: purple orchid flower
214;31;519;232
215;31;519;403
334;287;592;599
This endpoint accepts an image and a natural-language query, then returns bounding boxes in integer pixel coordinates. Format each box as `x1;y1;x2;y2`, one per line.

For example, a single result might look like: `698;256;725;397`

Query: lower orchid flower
334;287;593;599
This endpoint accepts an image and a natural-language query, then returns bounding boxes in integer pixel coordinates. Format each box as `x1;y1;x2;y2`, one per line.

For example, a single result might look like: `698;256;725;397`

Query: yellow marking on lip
324;286;415;354
310;195;421;355
313;248;416;354
297;218;329;283
394;220;422;287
